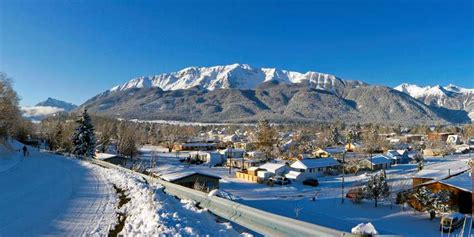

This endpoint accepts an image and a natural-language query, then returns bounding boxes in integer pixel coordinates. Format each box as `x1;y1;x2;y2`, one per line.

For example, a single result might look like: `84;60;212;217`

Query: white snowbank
85;163;243;236
351;222;378;235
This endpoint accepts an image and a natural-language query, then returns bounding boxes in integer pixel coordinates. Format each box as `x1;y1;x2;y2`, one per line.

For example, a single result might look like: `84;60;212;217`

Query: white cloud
21;106;65;118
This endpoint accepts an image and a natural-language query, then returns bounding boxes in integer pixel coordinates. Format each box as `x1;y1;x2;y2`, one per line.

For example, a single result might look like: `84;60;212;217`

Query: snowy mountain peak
35;97;77;111
394;83;473;98
110;64;366;93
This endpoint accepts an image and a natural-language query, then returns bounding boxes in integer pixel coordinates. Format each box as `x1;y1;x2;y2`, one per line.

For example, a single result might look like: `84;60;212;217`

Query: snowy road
0;144;243;236
0;149;116;236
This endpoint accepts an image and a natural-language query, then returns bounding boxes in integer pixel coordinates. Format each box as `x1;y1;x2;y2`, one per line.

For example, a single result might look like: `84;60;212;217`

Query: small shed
360;155;392;171
160;170;221;192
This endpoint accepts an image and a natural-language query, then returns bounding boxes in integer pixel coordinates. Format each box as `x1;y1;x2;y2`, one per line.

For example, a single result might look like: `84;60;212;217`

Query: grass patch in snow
108;185;131;237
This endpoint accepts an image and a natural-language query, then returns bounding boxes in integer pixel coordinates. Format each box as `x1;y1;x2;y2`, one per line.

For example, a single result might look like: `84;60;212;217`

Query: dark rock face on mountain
80;82;470;124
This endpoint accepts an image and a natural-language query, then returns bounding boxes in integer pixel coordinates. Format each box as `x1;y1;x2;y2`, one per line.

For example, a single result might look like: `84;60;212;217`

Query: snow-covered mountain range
110;64;366;93
395;83;474;120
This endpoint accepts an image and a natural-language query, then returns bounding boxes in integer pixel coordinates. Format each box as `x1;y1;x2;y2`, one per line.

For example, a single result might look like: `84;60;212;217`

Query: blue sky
1;0;473;106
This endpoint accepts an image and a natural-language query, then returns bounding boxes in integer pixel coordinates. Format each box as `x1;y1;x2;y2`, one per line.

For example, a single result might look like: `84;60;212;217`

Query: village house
246;151;266;159
174;142;216;151
385;150;410;164
359;155;392;171
235;167;264;182
345;142;362;152
220;148;246;159
325;147;345;156
189;151;225;166
226;158;265;170
259;162;289;176
405;134;424;143
222;134;241;143
427;132;454;142
285;158;341;181
159;170;221;192
422;148;443;157
312;148;330;158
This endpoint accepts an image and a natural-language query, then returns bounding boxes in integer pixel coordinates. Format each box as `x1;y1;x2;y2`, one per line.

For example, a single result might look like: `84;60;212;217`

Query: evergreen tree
255;119;276;159
364;172;390;207
72;109;96;158
329;126;341;146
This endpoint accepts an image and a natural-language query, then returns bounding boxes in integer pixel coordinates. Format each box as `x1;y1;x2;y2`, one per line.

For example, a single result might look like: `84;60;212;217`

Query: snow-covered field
0;142;243;236
136;147;473;236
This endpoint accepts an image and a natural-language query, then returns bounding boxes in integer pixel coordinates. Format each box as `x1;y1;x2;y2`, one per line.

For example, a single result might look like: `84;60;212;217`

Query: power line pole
341;150;346;204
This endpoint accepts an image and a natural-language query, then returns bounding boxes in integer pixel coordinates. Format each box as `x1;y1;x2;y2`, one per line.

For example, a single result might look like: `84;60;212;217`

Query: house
345;142;362;152
95;153;128;165
427;132;454;142
297;153;313;160
359;155;392;171
226;158;265;170
189;151;224;166
385;150;410;164
159;170;221;192
247;151;266;159
220;148;246;158
312;148;330;158
259;162;289;176
414;172;472;214
422;148;443;157
325;147;345;155
222;134;241;143
286;158;341;181
405;134;424;143
446;135;461;145
236;167;264;182
233;142;256;151
174;142;216;151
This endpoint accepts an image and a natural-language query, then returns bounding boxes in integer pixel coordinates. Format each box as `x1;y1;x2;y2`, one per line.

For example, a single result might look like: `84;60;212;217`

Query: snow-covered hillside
110;63;366;92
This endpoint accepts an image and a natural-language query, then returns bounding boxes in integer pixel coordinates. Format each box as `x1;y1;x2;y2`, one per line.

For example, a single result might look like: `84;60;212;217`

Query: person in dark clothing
22;145;28;157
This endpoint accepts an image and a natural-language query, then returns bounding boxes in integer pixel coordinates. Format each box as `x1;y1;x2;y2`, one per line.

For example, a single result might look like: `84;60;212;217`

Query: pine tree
329;127;341;146
72;109;96;158
255;119;276;159
364;172;390;207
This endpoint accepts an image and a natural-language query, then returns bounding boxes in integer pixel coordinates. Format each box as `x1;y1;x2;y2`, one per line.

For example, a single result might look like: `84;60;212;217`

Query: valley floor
139;147;473;236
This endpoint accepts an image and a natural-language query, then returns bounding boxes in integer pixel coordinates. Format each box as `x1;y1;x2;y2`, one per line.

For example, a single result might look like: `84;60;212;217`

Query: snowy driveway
0;150;116;236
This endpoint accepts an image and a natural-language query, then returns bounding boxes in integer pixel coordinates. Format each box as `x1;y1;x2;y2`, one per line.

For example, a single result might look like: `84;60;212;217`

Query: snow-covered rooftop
439;172;472;193
259;162;287;172
413;159;470;180
291;158;340;169
95;153;119;160
366;155;392;164
159;169;221;182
